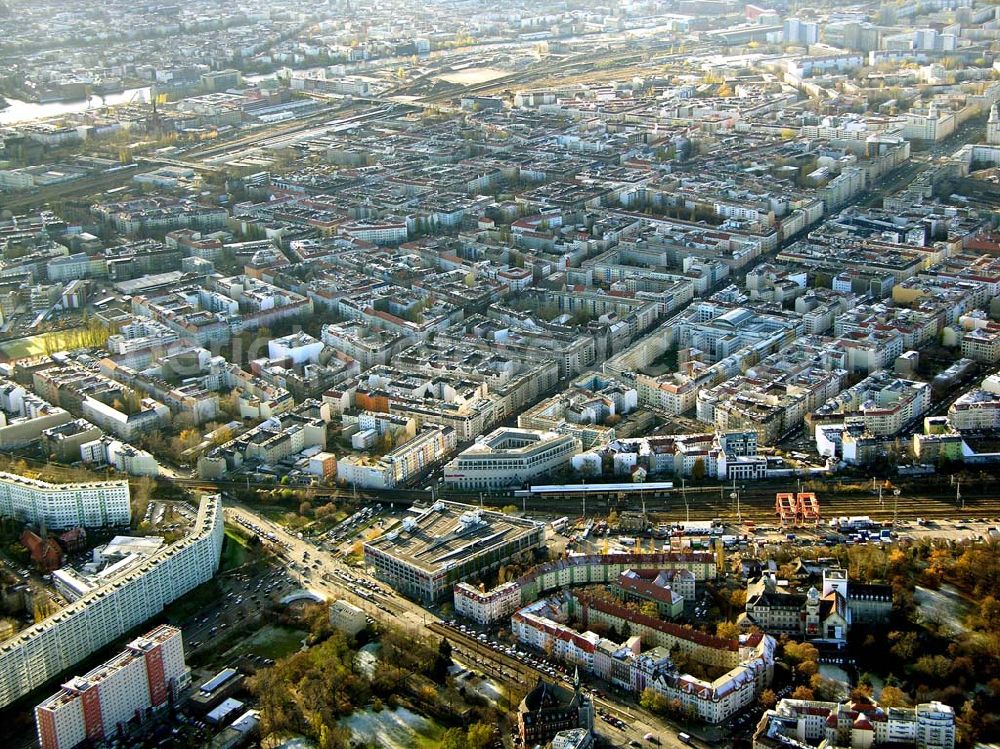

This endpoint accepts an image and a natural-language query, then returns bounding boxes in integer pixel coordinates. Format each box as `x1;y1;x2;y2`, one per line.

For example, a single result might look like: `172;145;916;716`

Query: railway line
419;49;648;104
8;451;996;527
197;104;409;164
427;622;536;683
512;484;1000;525
427;623;657;730
417;41;716;106
110;475;1000;524
0;165;147;212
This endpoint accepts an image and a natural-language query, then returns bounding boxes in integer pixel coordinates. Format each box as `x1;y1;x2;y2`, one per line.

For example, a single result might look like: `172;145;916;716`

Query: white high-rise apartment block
0;495;222;709
35;625;188;749
0;472;131;530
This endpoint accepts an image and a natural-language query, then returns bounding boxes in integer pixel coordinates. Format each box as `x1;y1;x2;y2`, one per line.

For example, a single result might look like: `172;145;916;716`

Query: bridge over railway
279;589;326;605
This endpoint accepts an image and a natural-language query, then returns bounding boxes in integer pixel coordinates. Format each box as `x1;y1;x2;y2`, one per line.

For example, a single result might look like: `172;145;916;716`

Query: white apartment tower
0;472;131;530
0;495;222;709
35;625;188;749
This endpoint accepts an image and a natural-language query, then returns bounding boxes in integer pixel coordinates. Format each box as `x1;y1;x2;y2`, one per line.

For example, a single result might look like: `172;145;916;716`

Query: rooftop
365;500;542;574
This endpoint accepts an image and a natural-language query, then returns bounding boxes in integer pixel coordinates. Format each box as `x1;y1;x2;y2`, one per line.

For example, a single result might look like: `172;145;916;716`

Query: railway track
427;623;653;728
1;166;148;212
196;475;1000;523
427;622;537;683
9;452;996;528
419;49;647;104
528;495;1000;524
507;482;1000;524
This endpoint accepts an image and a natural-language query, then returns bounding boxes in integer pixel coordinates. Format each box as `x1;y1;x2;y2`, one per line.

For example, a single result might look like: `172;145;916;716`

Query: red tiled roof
579;594;738;651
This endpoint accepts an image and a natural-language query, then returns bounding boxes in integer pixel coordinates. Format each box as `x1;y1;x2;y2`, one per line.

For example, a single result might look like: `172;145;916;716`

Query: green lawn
0;335;51;360
236;625;307;660
0;328;108;361
220;528;249;571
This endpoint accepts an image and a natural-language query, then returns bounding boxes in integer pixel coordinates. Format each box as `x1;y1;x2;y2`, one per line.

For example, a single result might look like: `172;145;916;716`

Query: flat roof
230;710;260;733
200;667;238;694
207;698;244;723
101;535;165;556
365;500;542;574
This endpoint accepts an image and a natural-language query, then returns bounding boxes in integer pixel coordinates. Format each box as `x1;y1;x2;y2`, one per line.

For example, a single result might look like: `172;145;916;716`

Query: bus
678;733;692;745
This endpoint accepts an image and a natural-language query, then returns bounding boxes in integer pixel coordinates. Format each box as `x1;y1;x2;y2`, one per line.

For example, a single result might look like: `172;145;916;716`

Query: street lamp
893;488;900;527
730;489;741;524
681;478;689;523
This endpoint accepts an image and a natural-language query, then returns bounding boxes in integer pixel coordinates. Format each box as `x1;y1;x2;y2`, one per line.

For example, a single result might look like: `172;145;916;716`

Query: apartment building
912;417;966;463
833;330;905;373
330;368;497;442
0;380;73;449
454;581;522;625
809;372;930;437
512;592;776;724
698;362;846;446
443;428;582;491
41;419;104;463
518;374;636;450
337;424;457;489
948;378;1000;432
961;325;1000;364
517;552;717;603
204;404;326;472
514;597;602;672
627;636;775;724
612;568;691;619
35;625;187;749
106;320;180;357
606;304;800;416
81;437;161;477
321;322;411;369
834;304;941;350
754;698;955;749
91;197;227;237
341;218;408;245
0;472;130;530
448;314;595;381
390;338;560;424
82;395;171;442
0;495;222;709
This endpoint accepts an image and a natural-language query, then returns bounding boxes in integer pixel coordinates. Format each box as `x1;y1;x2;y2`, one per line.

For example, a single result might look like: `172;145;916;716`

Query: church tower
988;104;1000;146
804;586;821;638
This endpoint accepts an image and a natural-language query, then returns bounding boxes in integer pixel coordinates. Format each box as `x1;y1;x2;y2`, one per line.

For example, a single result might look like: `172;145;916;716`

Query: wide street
222;500;695;749
223;504;431;631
